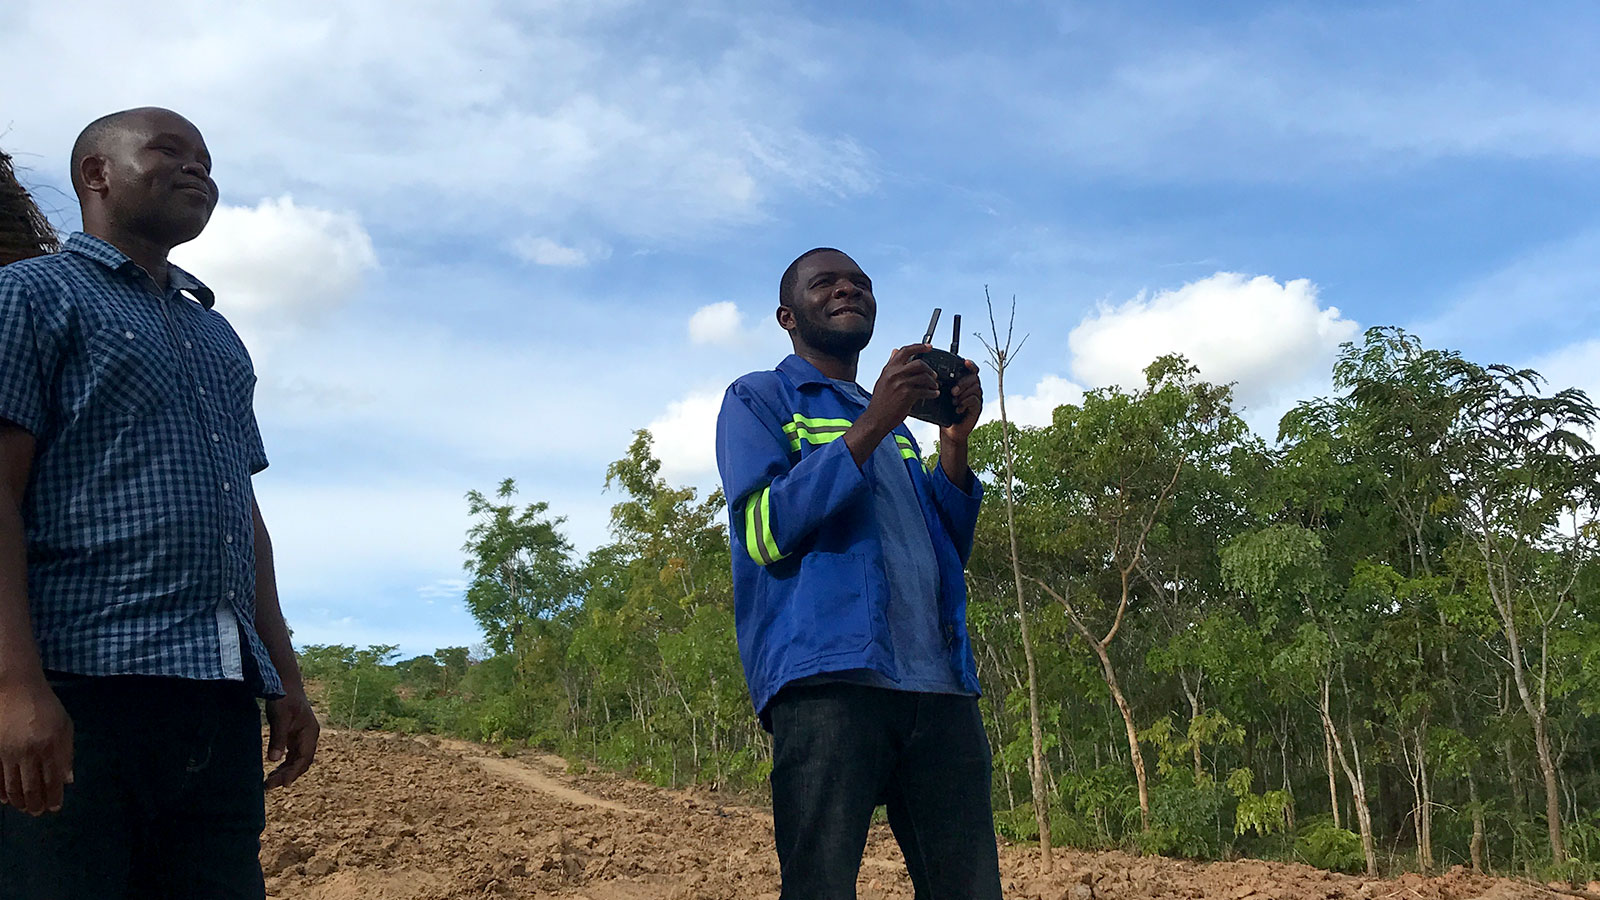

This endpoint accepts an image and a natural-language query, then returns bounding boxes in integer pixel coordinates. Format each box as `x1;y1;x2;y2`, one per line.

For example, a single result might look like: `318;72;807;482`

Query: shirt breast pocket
796;552;875;659
86;328;180;418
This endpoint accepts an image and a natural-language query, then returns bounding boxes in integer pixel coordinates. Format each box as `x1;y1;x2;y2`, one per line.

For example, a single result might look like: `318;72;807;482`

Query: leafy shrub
1142;775;1227;859
1295;821;1365;873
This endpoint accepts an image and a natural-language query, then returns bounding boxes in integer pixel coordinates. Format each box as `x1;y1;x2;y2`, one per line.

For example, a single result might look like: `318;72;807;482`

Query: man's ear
776;305;796;333
78;154;111;195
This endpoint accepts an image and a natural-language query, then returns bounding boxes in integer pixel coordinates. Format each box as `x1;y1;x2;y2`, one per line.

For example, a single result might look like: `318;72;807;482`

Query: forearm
843;419;891;468
252;505;303;695
0;503;45;689
939;433;973;492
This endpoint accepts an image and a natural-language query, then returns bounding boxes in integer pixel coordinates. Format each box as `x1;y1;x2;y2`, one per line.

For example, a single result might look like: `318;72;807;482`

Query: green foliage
1142;773;1229;858
1227;768;1292;838
1295;820;1367;873
296;325;1600;877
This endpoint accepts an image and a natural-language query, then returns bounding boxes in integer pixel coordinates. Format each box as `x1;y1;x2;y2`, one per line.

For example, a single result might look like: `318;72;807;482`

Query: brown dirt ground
263;730;1581;900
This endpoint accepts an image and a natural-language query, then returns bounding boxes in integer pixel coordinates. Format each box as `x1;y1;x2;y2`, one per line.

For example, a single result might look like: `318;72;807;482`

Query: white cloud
989;374;1085;428
1413;230;1600;359
645;389;723;486
1528;338;1600;444
1530;338;1600;398
510;235;610;267
417;578;469;604
0;0;876;242
688;302;749;346
1068;272;1359;410
170;195;376;347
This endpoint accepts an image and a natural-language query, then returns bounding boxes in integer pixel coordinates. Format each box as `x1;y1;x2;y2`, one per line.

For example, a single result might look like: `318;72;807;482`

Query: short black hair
779;247;845;309
69;108;181;195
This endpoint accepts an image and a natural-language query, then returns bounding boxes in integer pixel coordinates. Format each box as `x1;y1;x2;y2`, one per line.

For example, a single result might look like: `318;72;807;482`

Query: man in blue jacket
716;248;1002;898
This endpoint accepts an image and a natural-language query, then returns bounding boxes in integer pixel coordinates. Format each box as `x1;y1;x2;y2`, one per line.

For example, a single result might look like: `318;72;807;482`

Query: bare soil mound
263;730;1568;900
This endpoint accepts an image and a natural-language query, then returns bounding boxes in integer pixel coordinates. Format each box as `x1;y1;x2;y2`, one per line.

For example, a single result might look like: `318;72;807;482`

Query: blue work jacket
715;354;984;726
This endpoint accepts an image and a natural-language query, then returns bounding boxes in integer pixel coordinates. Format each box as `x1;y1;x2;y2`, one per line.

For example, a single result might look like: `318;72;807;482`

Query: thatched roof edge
1;149;61;266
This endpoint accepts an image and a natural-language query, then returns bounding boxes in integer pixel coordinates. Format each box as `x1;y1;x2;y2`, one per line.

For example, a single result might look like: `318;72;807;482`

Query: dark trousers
768;682;1003;900
0;676;266;900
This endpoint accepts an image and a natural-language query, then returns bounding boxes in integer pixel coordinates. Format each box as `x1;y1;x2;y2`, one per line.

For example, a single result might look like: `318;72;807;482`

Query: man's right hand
0;677;73;815
845;344;940;466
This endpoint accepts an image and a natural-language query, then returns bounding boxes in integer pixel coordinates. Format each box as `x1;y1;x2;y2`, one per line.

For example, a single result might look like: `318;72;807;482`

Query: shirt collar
777;353;833;388
64;232;217;309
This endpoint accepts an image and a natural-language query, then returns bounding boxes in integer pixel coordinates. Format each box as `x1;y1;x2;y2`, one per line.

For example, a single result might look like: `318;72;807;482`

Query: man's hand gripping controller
910;308;967;427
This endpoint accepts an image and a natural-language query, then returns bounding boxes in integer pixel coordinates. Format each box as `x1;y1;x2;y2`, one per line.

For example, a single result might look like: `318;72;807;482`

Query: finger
896;344;933;363
268;723;318;790
42;754;65;813
20;756;46;816
266;710;286;764
1;759;21;809
56;724;74;788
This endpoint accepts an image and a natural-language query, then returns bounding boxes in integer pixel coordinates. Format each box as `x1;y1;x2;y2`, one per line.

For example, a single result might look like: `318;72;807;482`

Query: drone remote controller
909;308;969;427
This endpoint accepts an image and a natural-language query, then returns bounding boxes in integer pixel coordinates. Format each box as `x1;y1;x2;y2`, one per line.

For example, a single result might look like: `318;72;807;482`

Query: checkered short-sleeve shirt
0;232;283;697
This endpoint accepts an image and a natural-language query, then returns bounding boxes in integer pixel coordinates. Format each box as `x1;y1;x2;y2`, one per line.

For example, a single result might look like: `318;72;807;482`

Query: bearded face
782;250;876;358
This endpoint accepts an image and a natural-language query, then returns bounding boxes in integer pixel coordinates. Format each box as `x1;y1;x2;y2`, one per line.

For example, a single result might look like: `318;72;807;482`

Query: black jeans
0;675;266;900
768;681;1003;900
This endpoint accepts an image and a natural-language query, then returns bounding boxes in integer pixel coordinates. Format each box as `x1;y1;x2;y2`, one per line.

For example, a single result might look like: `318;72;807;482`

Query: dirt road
263;730;1565;900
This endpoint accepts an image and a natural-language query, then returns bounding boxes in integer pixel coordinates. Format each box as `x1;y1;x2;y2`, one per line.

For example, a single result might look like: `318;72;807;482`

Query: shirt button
222;482;231;492
198;387;206;396
225;535;234;544
211;432;221;442
227;590;236;599
123;331;135;340
184;341;193;349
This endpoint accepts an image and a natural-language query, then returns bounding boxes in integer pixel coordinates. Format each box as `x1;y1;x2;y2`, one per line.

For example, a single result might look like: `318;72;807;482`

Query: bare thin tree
978;290;1052;870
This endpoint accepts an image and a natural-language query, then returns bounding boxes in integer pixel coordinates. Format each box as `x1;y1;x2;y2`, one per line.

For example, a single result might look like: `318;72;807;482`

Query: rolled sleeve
0;275;47;435
928;462;983;564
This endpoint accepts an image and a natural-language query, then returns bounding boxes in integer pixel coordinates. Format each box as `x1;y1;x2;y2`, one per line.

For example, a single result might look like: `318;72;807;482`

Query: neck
795;346;858;383
86;219;173;291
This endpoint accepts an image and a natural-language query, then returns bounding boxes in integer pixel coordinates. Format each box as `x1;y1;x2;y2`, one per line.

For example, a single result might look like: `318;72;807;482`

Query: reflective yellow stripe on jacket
748;418;917;566
782;414;852;453
743;485;784;566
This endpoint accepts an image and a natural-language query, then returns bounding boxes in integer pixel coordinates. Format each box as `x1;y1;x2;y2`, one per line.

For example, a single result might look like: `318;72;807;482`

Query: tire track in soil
263;730;1572;900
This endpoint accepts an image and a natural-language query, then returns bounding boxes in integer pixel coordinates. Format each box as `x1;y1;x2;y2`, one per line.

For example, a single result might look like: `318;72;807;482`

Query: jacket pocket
86;327;179;418
796;551;874;660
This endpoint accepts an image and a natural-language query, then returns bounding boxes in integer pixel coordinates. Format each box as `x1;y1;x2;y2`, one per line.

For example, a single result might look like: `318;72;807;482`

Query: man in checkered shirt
0;108;319;899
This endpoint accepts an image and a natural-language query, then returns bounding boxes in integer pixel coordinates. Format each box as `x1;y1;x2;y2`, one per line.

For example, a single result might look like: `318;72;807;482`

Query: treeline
298;327;1600;880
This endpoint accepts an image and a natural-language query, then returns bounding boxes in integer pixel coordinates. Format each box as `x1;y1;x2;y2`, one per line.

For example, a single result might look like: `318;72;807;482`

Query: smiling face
779;250;876;359
77;108;219;248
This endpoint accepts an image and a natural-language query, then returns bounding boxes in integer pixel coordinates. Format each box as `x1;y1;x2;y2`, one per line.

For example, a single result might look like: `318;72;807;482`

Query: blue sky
3;1;1596;657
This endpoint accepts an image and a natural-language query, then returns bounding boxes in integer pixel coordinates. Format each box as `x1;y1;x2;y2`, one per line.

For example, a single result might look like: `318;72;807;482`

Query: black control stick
909;308;968;427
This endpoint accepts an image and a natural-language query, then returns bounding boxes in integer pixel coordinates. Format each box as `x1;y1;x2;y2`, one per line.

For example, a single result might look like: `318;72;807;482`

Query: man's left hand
264;689;319;790
940;360;983;444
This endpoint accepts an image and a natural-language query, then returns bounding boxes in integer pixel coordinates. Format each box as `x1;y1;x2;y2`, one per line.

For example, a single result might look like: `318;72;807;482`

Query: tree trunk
1321;678;1377;875
1181;674;1205;781
1416;727;1434;873
1464;768;1486;871
1095;643;1151;833
1440;624;1486;872
1483;539;1565;863
1323;718;1342;831
994;354;1054;871
1500;597;1565;862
